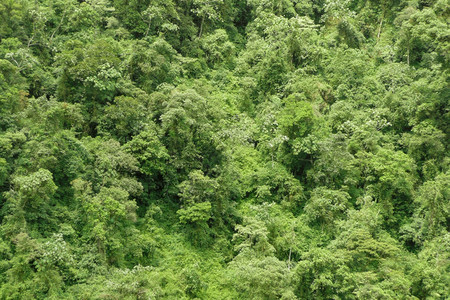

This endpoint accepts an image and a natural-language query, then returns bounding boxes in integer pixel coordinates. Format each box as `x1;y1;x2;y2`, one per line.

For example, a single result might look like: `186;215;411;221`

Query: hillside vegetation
0;0;449;299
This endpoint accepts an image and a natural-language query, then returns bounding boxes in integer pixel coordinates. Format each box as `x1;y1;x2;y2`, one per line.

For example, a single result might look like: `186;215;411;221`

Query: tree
304;187;351;231
123;126;170;189
191;0;225;38
0;0;26;39
410;233;450;299
356;148;416;225
200;29;235;67
228;217;295;299
395;6;449;66
127;38;180;93
2;169;57;236
403;172;450;245
0;58;26;130
55;38;122;106
176;170;229;245
140;0;179;37
295;200;413;299
0;1;448;298
72;180;140;266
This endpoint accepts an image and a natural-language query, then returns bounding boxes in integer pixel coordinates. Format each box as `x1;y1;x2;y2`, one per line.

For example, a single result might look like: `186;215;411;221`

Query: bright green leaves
176;169;237;246
322;0;364;48
18;96;84;135
307;133;360;190
72;180;141;266
141;0;179;36
410;233;450;299
177;170;217;226
200;29;235;67
0;131;26;174
228;255;293;299
124;127;169;180
361;148;416;197
38;233;74;270
295;200;411;299
279;100;316;142
11;169;57;205
403;172;450;244
0;0;448;299
332;203;399;264
228;213;296;299
2;169;57;237
295;247;350;299
56;38;122;104
159;86;222;174
67;1;102;30
81;137;141;195
402;121;446;163
112;0;150;36
233;218;275;257
127;38;179;93
277;99;320;174
415;173;449;238
34;233;74;296
304;187;351;229
56;137;145;266
0;0;26;39
0;233;41;298
98;96;149;142
357;148;416;224
0;158;7;186
252;162;304;207
395;6;449;67
322;0;355;24
192;0;225;38
247;0;298;17
0;58;26;129
236;12;320;94
178;201;212;225
324;49;375;101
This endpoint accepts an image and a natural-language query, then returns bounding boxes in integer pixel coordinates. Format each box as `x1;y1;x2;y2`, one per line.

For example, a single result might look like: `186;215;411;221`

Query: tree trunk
288;248;292;270
199;15;205;38
377;17;383;42
407;47;410;65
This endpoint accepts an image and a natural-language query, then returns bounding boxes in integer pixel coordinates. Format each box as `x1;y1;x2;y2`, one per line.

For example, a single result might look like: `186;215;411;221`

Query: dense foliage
0;0;449;299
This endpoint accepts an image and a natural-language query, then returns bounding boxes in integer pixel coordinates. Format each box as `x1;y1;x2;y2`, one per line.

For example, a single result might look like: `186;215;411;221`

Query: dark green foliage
0;0;448;298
